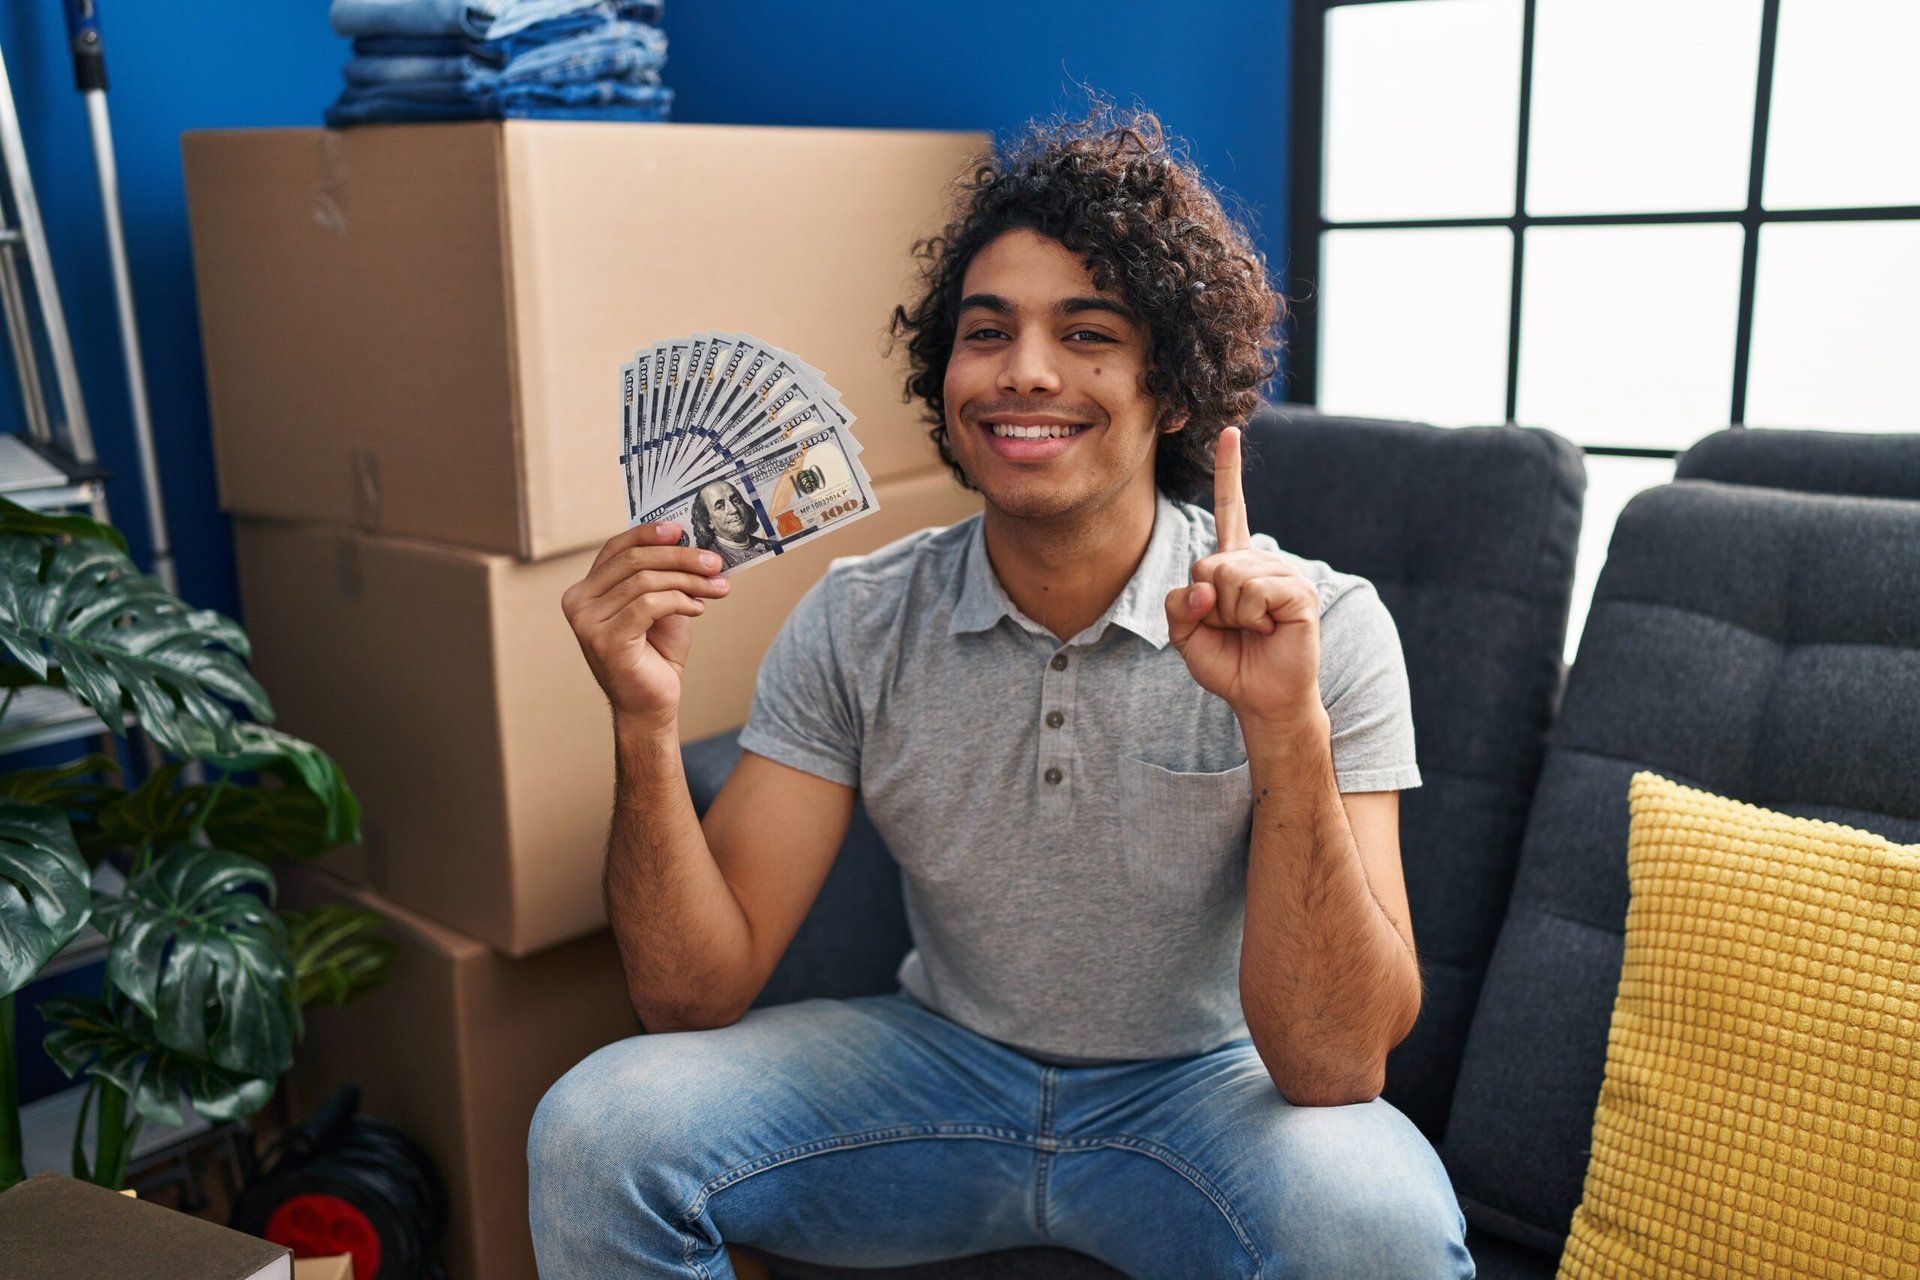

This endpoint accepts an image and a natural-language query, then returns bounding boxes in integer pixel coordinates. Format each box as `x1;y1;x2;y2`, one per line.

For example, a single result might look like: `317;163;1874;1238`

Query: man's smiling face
941;229;1172;524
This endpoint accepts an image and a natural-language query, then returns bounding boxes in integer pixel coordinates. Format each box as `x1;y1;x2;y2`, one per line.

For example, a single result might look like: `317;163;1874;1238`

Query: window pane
1765;0;1920;210
1516;224;1745;448
1745;220;1920;431
1527;0;1762;216
1566;455;1677;668
1324;0;1523;222
1317;228;1512;427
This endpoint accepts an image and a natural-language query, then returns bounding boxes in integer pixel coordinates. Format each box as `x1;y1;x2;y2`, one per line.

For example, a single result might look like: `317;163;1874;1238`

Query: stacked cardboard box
185;121;986;1280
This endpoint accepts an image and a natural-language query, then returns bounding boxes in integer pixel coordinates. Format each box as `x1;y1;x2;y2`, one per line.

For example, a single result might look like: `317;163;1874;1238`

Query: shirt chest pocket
1116;754;1254;904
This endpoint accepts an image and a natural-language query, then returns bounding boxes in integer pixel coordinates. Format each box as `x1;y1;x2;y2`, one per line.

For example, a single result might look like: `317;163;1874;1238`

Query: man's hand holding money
562;521;731;736
1166;427;1327;738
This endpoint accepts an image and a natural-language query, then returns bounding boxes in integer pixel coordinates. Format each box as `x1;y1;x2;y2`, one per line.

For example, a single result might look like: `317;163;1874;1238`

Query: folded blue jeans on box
496;22;665;83
496;77;670;109
330;0;657;38
342;54;477;87
330;0;497;38
483;3;659;58
349;34;469;56
323;93;493;126
484;0;660;38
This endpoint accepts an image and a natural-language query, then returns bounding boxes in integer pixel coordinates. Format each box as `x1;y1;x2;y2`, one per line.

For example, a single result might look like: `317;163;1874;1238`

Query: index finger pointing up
1214;426;1251;551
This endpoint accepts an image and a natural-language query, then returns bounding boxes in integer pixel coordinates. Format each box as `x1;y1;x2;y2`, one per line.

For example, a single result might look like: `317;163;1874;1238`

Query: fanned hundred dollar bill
619;332;879;574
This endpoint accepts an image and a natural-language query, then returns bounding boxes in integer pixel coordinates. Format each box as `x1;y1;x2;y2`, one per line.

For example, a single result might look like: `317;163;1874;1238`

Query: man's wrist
1237;705;1332;762
613;709;682;757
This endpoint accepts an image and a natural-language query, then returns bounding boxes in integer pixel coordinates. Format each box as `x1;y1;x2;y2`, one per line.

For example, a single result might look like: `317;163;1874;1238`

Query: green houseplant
0;496;392;1192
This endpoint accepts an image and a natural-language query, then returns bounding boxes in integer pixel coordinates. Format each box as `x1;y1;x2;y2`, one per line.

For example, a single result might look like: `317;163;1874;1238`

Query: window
1287;0;1920;664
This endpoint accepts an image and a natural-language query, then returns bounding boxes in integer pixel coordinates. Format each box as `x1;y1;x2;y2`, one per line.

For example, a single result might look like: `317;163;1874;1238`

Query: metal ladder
0;35;128;756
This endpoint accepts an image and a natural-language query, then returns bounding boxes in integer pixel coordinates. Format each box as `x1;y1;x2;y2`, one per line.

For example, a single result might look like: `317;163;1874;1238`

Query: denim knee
528;1036;680;1201
529;1036;722;1277
1254;1102;1471;1279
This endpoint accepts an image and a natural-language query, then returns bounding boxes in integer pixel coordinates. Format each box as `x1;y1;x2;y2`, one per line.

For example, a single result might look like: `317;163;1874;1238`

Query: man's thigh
1042;1040;1473;1280
529;992;1052;1276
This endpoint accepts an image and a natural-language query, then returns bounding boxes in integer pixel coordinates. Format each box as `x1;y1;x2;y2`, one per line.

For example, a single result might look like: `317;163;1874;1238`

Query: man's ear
1160;408;1191;435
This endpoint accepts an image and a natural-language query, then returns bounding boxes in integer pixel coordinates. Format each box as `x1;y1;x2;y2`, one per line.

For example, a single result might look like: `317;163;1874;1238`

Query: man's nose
996;330;1062;397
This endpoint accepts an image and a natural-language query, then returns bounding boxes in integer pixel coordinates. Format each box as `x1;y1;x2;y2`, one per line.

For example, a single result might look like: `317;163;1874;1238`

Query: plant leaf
0;751;122;810
203;723;362;849
0;534;270;758
0;801;92;997
0;497;130;556
93;760;196;852
285;905;395;1010
93;727;361;863
95;847;296;1079
40;994;274;1127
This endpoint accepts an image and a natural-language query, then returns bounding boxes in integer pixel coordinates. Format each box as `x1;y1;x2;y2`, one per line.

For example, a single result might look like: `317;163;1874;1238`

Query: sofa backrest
1441;444;1920;1257
1229;406;1584;1142
1677;425;1920;498
682;731;914;1010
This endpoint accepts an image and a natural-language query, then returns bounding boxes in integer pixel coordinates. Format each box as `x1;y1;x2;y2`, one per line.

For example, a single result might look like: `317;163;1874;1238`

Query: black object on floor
230;1083;448;1280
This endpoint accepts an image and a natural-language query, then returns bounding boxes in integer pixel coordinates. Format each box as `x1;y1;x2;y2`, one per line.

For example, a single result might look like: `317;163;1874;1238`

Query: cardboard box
0;1173;291;1279
293;1258;353;1280
279;867;636;1280
234;467;978;955
183;121;986;560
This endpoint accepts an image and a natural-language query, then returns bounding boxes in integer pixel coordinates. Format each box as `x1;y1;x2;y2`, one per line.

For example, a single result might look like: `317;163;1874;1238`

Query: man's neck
981;485;1161;644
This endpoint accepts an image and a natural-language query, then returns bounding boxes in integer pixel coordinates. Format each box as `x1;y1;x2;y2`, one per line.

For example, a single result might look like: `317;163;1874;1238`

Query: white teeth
990;423;1082;439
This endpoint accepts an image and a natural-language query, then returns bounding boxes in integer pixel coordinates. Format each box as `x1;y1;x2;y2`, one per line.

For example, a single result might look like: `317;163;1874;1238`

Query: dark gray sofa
671;411;1920;1278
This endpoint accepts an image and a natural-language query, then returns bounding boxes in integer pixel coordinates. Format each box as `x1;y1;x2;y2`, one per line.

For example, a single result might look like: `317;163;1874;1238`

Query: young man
536;108;1473;1278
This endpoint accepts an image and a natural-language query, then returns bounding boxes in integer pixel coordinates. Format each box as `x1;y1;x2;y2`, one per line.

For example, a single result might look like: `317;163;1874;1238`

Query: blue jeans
528;992;1474;1279
330;0;492;38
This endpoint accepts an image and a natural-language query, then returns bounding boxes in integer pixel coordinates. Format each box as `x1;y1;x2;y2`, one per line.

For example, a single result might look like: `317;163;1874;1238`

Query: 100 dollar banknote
636;424;879;574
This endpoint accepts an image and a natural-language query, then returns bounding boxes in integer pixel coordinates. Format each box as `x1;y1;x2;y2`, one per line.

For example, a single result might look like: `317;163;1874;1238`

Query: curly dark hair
889;102;1283;500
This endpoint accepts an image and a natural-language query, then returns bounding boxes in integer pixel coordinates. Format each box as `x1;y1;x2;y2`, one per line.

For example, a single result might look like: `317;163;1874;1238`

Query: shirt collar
947;492;1188;650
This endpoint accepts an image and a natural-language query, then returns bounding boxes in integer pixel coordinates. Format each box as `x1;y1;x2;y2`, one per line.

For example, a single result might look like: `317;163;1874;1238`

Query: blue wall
0;4;347;623
661;3;1294;266
0;0;1291;633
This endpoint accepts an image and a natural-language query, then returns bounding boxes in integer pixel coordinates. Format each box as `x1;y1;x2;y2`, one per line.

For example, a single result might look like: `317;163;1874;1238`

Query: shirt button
1043;766;1064;785
1050;653;1068;671
1045;710;1065;729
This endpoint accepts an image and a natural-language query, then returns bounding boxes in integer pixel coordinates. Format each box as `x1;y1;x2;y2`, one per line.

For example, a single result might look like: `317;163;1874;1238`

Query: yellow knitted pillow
1558;773;1920;1279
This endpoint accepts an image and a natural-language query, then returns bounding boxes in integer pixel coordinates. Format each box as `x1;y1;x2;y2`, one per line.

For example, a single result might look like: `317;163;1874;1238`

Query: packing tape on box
351;449;381;529
313;131;349;238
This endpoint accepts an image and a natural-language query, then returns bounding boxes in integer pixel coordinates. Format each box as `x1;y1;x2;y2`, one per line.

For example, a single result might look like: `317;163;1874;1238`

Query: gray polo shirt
737;492;1421;1063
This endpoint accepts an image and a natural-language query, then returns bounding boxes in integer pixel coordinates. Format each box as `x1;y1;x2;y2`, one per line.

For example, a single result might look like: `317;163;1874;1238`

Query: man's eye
1068;329;1115;343
964;327;1008;341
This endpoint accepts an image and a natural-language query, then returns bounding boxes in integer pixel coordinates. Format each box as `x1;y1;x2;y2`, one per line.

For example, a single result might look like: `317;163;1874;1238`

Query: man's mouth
986;421;1090;440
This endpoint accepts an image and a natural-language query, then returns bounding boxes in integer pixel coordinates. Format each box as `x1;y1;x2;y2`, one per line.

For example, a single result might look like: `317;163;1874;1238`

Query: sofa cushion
1229;406;1585;1142
1559;772;1920;1279
1443;475;1920;1255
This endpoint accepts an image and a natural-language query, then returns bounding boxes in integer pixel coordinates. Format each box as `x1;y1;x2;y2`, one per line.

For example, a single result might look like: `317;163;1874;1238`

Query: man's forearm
1238;711;1421;1106
604;718;757;1031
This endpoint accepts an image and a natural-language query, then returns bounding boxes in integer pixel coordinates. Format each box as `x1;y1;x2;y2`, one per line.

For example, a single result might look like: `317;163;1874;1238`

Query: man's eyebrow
955;292;1136;322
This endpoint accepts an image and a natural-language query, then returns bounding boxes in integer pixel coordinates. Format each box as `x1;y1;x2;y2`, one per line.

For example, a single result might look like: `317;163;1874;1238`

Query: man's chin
972;479;1091;524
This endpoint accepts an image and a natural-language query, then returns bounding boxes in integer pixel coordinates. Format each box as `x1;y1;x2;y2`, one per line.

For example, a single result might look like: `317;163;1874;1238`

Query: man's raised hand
561;521;732;735
1166;427;1326;731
